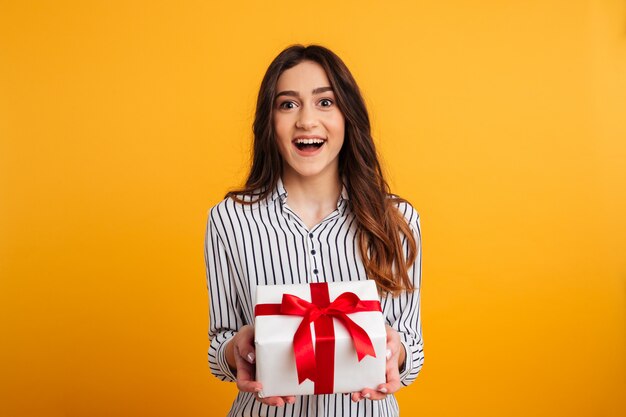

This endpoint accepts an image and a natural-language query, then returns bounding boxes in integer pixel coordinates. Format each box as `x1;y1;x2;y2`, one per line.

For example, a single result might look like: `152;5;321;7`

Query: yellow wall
1;1;624;416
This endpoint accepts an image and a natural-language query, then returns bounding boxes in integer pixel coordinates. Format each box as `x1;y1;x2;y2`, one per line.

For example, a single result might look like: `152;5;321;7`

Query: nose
295;105;318;130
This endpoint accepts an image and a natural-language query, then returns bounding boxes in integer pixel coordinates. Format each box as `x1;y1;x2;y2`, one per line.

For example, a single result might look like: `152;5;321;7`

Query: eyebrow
275;86;334;99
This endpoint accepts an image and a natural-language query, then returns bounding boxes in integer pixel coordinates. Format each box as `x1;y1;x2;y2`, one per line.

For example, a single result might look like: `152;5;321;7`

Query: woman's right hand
225;324;296;407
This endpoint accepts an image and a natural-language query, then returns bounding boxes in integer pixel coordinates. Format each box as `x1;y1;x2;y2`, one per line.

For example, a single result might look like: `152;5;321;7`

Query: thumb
241;348;255;364
236;327;256;364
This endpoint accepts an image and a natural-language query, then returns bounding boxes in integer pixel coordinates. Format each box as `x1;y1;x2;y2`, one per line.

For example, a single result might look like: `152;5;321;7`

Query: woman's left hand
351;325;405;402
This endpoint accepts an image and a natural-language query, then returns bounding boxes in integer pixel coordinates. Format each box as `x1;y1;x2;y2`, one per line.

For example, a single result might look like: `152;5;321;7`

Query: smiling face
273;60;345;184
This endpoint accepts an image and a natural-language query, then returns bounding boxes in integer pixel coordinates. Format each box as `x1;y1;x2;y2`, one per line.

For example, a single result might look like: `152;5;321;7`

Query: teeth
295;138;325;144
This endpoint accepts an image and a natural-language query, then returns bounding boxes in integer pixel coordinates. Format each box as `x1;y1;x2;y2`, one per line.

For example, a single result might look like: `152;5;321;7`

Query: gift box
254;280;386;397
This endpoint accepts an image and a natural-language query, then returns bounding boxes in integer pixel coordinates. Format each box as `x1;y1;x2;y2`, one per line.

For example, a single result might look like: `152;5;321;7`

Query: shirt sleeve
384;208;424;386
204;208;243;382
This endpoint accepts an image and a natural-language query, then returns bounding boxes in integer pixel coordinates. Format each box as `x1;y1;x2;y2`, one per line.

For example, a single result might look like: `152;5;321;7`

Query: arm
353;209;424;401
205;208;296;407
205;210;242;382
390;211;424;387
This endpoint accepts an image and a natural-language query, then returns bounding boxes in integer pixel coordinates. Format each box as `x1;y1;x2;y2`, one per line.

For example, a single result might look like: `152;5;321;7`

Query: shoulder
208;196;249;223
206;197;247;245
388;195;421;236
207;191;274;233
388;195;420;223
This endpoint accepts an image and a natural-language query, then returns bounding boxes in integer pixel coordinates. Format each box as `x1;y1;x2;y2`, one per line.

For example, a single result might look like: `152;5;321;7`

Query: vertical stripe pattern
204;179;424;417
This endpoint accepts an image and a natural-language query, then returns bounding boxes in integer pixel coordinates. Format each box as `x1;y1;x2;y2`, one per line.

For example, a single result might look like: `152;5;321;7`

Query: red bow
255;282;381;394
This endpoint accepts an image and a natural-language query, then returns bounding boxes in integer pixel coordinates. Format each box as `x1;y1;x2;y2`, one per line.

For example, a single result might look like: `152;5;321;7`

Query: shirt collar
339;182;349;202
270;177;349;208
270;177;288;203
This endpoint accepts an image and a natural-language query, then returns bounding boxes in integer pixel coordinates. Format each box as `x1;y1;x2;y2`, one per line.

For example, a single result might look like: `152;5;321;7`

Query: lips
293;136;327;154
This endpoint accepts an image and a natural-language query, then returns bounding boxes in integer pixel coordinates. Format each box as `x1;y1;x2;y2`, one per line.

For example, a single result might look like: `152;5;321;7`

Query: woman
205;44;423;417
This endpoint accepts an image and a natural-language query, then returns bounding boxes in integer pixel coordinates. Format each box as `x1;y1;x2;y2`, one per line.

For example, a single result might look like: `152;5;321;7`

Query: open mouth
293;138;326;151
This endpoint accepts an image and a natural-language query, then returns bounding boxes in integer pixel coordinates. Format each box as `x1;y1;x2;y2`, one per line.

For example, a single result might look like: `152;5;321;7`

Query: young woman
205;44;423;417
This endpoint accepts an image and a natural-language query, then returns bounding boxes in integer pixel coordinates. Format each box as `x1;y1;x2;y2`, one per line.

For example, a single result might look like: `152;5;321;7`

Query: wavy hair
226;44;417;295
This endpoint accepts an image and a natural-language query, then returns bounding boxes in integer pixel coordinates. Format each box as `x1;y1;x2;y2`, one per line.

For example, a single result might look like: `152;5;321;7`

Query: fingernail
386;349;392;360
254;387;262;392
379;387;388;393
363;393;371;399
247;352;255;363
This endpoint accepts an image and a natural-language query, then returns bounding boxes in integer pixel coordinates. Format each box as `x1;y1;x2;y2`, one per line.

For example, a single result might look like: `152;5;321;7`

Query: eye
319;98;333;107
278;101;297;110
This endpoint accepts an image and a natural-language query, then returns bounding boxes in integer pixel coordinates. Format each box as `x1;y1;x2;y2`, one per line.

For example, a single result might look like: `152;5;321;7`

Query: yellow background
1;1;625;416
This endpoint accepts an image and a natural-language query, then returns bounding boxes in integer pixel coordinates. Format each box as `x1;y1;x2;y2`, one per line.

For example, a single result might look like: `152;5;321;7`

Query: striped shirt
204;178;424;417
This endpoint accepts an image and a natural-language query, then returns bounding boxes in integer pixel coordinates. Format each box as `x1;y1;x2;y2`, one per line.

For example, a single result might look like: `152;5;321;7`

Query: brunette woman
205;44;423;417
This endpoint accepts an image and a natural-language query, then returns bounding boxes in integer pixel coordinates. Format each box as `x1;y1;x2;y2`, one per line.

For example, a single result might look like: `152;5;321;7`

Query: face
273;60;345;183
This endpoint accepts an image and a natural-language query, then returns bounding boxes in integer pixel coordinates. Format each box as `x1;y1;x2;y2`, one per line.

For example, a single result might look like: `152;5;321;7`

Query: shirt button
309;233;314;238
313;268;319;274
311;249;316;255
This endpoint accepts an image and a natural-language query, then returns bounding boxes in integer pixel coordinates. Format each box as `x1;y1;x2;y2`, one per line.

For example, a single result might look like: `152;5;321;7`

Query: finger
379;361;402;395
237;328;257;365
258;395;285;407
234;346;261;393
385;342;398;361
376;383;389;395
386;337;399;356
383;325;404;393
385;324;401;346
376;380;401;397
359;388;386;401
235;368;261;393
259;395;296;406
351;392;362;402
282;396;296;405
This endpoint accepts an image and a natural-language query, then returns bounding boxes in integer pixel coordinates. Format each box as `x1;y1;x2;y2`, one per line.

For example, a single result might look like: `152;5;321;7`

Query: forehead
276;60;331;92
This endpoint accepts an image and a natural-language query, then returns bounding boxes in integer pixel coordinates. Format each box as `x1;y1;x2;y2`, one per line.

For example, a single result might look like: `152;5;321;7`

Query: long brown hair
226;44;417;295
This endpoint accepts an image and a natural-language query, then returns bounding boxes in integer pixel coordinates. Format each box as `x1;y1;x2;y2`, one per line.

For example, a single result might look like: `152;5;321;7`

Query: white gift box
254;280;386;397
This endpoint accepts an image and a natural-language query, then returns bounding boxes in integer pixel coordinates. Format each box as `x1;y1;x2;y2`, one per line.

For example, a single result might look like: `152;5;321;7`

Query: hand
351;325;404;402
225;325;296;407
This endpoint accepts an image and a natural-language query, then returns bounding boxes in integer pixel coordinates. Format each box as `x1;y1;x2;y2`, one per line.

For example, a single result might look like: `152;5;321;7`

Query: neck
282;172;342;206
281;169;343;228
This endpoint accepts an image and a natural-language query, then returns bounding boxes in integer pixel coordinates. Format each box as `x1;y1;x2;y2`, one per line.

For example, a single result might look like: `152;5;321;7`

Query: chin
284;164;327;180
293;169;324;178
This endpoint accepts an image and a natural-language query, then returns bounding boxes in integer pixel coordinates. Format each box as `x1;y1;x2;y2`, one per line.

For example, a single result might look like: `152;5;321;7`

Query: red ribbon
254;282;381;394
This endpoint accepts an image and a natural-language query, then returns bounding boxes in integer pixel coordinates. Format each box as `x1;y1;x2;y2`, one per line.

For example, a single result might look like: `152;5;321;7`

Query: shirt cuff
217;335;237;382
398;339;411;381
